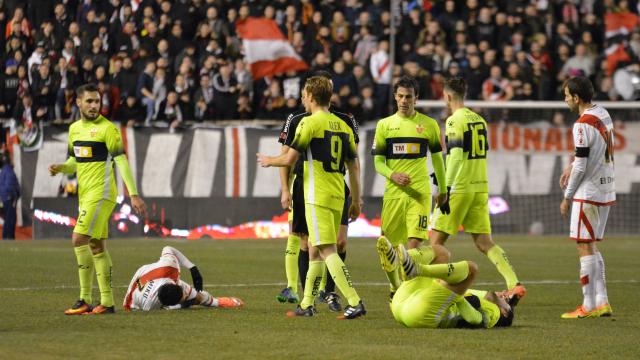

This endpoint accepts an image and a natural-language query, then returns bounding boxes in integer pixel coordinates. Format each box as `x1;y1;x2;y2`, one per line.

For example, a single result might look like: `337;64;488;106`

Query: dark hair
313;70;332;80
562;76;594;103
495;309;514;327
76;83;99;98
393;76;419;97
157;283;183;306
444;77;467;98
304;76;332;106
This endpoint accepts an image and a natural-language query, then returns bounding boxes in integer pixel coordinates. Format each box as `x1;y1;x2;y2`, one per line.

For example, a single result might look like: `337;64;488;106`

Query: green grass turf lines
0;236;638;359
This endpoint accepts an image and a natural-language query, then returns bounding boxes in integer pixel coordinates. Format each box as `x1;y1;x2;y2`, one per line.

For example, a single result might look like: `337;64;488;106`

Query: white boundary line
1;279;637;292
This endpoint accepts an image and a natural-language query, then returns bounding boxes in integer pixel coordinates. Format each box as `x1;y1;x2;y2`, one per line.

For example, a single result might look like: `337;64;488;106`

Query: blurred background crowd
1;0;639;130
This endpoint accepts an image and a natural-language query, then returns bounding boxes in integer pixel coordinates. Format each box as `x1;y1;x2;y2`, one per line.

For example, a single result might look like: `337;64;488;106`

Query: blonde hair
304;76;332;106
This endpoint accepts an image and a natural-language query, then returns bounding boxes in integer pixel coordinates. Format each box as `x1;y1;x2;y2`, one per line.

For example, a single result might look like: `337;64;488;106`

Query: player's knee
473;235;494;253
432;245;451;263
466;261;478;277
89;241;105;254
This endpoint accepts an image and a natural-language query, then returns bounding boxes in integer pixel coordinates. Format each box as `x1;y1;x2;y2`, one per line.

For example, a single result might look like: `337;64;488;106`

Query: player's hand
559;166;572;190
190;266;203;292
49;164;63;176
348;201;361;222
560;198;570;218
390;172;411;186
131;195;148;220
280;191;291;211
436;193;450;214
256;153;271;167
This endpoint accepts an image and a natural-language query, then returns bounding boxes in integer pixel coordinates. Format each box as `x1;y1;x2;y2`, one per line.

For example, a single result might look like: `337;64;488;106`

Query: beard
81;109;100;120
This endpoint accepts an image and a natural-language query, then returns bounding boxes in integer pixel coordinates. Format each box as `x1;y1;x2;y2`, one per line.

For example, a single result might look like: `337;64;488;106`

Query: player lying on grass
123;246;243;311
379;238;514;329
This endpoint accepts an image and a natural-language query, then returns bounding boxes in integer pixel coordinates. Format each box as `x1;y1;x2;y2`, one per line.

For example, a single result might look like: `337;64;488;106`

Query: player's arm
49;139;77;175
428;120;448;201
444;117;464;188
161;246;203;292
106;124;148;218
258;118;310;168
346;134;361;221
123;267;145;311
561;124;589;217
278;148;292;210
372;120;410;186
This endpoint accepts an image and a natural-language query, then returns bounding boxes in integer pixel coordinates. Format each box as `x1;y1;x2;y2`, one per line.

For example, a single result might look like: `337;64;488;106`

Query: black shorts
290;176;352;235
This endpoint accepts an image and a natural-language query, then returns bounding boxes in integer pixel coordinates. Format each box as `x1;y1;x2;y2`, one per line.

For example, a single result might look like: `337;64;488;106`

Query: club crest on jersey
416;124;424;133
90;128;98;138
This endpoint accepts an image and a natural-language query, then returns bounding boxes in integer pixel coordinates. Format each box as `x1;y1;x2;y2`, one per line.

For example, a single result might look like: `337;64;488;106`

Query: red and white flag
604;12;639;39
236;17;309;80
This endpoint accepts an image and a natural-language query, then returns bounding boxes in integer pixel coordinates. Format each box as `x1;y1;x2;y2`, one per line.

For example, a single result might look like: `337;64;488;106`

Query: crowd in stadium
1;0;639;128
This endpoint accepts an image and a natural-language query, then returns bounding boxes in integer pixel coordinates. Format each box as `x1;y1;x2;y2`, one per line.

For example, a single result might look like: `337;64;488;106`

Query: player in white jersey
559;77;615;319
123;246;243;311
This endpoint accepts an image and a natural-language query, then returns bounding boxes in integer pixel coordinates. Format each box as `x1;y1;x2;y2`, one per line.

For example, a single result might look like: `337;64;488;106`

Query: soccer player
258;76;366;319
276;71;360;312
430;77;525;302
559;76;615;319
123;246;243;311
372;76;448;298
49;83;147;315
380;238;514;329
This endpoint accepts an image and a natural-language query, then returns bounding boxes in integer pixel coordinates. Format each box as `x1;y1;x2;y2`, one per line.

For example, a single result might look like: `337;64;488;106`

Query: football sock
93;251;114;307
455;295;483;325
319;264;328;293
579;255;597;311
198;291;219;307
74;245;94;304
385;267;402;292
300;260;323;309
325;253;360;306
324;251;345;294
594;251;609;307
407;246;433;265
298;249;309;291
417;261;469;284
285;234;300;291
487;245;519;290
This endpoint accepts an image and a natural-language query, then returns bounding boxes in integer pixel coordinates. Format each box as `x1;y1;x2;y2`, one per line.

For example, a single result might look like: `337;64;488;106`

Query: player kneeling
380;238;514;329
123;246;243;311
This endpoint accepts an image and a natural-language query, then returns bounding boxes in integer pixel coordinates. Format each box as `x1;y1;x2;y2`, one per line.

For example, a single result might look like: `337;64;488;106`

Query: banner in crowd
20;123;640;238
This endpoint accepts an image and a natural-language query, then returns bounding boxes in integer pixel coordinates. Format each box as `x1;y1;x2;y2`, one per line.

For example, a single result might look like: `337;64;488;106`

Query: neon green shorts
391;277;458;328
432;192;491;235
74;199;116;239
305;204;340;247
382;196;431;246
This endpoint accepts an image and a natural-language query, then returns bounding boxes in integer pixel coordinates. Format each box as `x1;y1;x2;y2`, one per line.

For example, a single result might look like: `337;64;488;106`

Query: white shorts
570;201;610;242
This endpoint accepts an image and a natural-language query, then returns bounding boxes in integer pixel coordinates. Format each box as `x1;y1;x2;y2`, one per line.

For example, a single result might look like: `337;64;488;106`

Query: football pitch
0;235;638;359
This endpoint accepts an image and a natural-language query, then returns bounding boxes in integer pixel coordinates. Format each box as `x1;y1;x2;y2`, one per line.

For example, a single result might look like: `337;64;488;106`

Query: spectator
559;43;595;80
136;60;156;125
482;65;513;101
193;74;214;121
0;153;20;240
31;63;58;121
370;40;391;117
353;26;377;66
117;95;145;127
157;91;184;130
212;62;238;119
258;79;286;119
0;59;19;117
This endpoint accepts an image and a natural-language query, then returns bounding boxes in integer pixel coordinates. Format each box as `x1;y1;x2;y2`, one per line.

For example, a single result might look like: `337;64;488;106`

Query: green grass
0;235;638;359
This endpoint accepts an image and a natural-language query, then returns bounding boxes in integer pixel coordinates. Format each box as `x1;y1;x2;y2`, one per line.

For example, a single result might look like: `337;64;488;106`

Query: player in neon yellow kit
49;84;147;315
258;76;365;319
372;76;449;298
431;77;525;303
